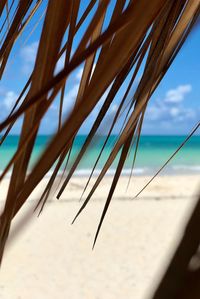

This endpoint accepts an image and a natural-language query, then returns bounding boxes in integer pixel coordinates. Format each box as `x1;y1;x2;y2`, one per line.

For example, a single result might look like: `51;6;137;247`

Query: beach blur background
0;134;199;299
0;1;199;298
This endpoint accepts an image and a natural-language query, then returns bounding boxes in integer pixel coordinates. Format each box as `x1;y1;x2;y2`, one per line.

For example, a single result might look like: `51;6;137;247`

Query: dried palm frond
0;0;199;274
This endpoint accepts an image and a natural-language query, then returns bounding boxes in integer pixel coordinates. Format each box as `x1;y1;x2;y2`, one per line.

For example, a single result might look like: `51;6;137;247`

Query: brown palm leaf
0;1;199;282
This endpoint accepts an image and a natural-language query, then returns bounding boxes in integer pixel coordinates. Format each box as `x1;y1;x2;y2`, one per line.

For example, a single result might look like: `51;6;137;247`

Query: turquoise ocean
0;135;199;176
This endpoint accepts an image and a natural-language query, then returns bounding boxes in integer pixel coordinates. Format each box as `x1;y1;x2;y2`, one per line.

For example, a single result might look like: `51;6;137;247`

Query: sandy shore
0;175;199;299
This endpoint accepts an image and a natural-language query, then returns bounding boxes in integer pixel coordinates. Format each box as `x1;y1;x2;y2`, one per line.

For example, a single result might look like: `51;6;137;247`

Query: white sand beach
0;175;199;299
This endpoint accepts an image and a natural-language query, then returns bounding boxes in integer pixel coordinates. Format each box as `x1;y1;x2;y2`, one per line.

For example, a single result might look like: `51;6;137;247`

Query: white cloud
76;67;83;80
110;104;118;114
66;84;79;99
20;41;38;74
164;84;192;103
144;102;199;135
169;107;180;117
62;84;79;113
54;53;65;75
145;83;195;125
0;90;18;111
146;101;197;123
146;105;164;121
21;41;38;62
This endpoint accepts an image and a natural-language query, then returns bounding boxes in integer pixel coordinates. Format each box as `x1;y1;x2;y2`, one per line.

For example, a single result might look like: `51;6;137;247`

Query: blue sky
0;1;199;135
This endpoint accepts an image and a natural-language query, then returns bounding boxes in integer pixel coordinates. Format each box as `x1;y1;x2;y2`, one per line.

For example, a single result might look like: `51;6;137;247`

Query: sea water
0;135;199;176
